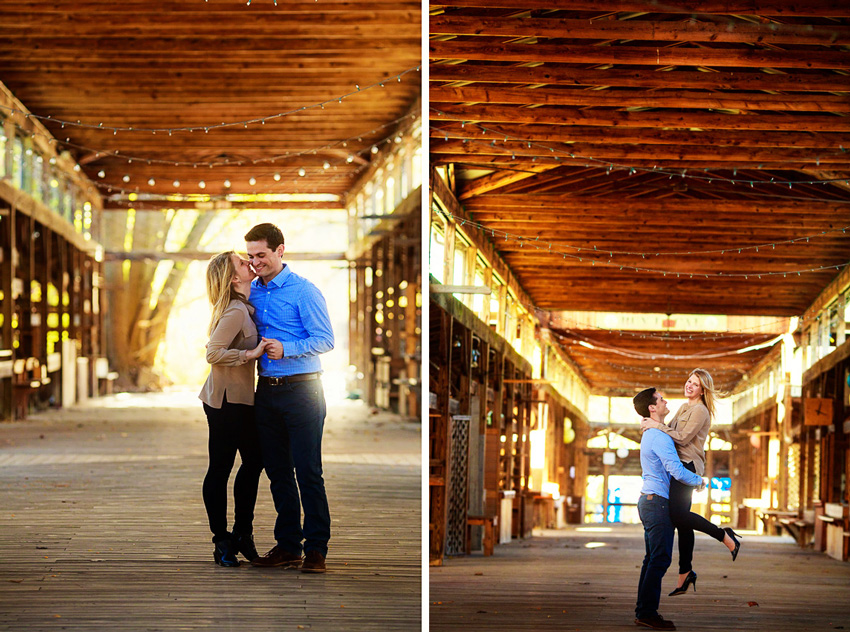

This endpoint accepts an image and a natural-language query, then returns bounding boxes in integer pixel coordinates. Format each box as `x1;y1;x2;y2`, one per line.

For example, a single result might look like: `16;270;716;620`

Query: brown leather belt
258;373;320;386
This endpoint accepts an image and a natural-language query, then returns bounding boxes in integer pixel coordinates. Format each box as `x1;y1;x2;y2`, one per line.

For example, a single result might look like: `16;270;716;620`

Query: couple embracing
198;222;334;573
633;369;743;630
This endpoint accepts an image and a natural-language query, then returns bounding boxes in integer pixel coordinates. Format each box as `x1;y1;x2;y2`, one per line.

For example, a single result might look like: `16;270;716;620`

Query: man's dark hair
244;223;285;250
633;388;658;418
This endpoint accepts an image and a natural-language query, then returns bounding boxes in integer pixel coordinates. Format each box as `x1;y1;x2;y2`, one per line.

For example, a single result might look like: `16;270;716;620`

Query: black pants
202;395;264;541
255;379;331;557
669;461;726;574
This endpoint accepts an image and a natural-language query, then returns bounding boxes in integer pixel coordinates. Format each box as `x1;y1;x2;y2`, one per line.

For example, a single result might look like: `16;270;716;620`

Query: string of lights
429;114;850;187
0;66;419;135
438;210;850;259
27;111;418;172
586;359;744;379
440;277;841;344
545;313;796;342
556;328;783;360
440;161;850;206
4;110;419;196
440;220;850;279
88;139;374;198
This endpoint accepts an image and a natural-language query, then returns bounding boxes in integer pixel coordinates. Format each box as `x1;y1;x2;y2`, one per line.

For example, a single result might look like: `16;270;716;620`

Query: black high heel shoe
232;531;259;562
668;570;697;596
213;535;240;567
724;527;742;561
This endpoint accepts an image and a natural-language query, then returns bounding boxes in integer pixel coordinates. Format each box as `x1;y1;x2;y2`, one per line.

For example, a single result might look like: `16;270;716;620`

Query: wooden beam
104;251;347;262
0;13;422;38
435;155;850;172
429;63;850;92
429;15;850;46
430;86;850;114
457;164;560;199
430;284;492;294
0;181;99;255
0;37;421;54
431;139;850;164
431;122;850;149
431;104;850;133
102;200;345;212
429;40;850;71
429;0;850;18
461;195;850;214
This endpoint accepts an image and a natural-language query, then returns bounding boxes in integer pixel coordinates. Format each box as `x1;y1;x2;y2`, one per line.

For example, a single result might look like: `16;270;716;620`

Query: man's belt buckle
264;373;319;386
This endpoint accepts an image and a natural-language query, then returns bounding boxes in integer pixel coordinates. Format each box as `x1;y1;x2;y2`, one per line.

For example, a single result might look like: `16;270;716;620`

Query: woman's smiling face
684;374;703;400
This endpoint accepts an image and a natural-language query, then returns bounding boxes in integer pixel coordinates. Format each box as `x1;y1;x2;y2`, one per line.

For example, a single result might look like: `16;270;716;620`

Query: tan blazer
663;402;711;476
198;300;258;408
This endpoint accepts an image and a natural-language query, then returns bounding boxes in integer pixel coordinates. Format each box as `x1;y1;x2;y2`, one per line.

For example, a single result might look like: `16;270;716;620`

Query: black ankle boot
232;531;259;562
213;535;240;567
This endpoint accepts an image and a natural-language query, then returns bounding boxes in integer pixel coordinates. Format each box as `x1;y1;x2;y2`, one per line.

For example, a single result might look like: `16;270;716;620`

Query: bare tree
102;209;215;390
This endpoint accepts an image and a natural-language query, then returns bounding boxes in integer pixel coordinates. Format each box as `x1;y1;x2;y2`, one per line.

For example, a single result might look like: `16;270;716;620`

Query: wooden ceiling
430;0;850;395
546;322;783;395
0;0;421;200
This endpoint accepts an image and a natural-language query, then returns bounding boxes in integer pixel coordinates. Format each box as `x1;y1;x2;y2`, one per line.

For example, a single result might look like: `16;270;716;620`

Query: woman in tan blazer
199;252;269;567
641;368;741;595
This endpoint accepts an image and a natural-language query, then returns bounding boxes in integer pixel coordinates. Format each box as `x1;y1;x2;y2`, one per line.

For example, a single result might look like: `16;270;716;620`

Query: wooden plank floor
0;392;421;631
431;525;850;632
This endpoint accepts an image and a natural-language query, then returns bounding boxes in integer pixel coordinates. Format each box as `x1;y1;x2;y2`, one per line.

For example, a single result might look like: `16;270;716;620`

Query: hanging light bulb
273;173;281;181
122;175;130;183
323;162;330;170
148;178;155;186
371;146;378;154
346;155;354;163
249;177;257;186
298;168;306;177
97;170;106;178
198;180;206;189
223;179;231;188
172;180;180;188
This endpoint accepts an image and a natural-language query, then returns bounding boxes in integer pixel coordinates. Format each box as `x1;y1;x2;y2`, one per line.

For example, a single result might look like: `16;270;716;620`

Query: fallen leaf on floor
8;579;23;583
748;602;759;607
474;572;483;576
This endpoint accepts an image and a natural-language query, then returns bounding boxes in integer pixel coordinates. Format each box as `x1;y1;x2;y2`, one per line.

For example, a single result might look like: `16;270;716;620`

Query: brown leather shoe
301;550;326;573
635;615;676;630
250;545;303;568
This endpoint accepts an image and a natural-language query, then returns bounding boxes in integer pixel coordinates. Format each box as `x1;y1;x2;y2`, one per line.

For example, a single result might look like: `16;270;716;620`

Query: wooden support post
0;200;12;420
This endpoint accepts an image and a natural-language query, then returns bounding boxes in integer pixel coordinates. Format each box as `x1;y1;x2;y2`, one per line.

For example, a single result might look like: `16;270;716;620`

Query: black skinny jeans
202;395;264;542
669;461;726;574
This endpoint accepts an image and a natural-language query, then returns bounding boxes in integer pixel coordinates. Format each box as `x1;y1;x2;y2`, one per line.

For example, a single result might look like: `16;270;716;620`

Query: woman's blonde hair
689;368;718;420
206;251;249;335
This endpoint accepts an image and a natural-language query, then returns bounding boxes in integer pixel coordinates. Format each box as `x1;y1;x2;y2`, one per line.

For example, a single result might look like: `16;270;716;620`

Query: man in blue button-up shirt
244;223;334;574
633;388;704;631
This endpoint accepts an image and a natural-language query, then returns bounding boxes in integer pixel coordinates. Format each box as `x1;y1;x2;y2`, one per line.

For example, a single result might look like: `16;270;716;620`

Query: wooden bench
466;515;498;556
12;358;40;420
758;510;798;536
819;503;849;562
778;510;815;548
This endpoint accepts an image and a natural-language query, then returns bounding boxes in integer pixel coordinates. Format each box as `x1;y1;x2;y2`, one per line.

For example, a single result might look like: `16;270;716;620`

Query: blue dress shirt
249;265;334;377
640;428;703;497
